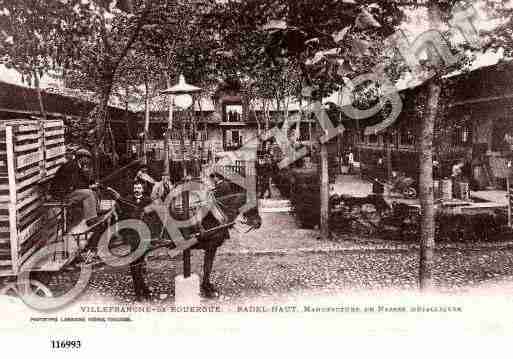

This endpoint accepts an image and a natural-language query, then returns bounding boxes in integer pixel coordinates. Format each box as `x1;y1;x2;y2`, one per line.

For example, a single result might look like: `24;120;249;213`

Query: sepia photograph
0;0;512;354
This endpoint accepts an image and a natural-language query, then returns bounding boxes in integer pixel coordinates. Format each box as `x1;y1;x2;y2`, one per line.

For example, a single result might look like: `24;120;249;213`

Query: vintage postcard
0;0;512;355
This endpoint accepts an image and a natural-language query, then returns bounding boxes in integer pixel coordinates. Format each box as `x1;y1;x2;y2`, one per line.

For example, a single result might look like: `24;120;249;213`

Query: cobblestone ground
38;212;513;304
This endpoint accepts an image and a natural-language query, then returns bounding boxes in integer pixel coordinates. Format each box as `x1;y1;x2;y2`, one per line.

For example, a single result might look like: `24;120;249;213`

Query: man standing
117;180;152;301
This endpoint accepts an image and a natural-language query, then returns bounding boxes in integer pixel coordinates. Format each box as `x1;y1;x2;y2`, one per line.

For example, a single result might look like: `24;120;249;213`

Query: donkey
120;175;262;301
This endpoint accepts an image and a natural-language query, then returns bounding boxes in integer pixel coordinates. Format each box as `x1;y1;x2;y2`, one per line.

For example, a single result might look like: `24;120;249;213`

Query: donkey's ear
151;181;166;201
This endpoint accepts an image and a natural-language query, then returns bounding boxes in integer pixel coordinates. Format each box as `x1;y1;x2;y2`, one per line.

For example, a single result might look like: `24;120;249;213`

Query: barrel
440;179;453;201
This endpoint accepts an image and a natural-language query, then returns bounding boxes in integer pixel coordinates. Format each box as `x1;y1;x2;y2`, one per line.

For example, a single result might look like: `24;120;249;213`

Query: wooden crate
42;120;66;177
0;119;66;276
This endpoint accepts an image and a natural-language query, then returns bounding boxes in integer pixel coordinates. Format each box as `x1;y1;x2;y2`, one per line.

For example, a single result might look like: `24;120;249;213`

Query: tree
391;0;479;290
115;49;166;163
260;0;404;240
53;0;152;168
209;0;483;289
482;1;513;57
0;0;62;119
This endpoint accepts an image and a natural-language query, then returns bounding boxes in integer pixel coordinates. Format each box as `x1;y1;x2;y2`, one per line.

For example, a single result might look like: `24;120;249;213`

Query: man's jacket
50;160;94;199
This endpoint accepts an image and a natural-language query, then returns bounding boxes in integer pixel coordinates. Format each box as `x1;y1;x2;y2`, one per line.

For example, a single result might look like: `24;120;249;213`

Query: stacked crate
42;120;66;177
0;119;66;276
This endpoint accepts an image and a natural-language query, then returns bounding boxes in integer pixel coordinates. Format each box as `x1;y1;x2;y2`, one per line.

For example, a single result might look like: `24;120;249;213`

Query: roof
0;80;136;120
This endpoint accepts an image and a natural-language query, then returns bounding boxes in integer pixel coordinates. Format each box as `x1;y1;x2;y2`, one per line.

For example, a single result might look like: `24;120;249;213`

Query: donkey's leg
201;245;219;298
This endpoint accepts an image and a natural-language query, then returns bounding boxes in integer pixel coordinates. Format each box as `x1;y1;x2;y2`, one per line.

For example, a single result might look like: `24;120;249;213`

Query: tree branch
112;0;152;75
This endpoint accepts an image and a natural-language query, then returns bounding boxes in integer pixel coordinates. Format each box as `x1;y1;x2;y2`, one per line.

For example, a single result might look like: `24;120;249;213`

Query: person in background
135;163;157;196
347;147;355;174
210;173;231;199
451;159;470;198
433;159;441;180
258;153;272;199
50;148;99;227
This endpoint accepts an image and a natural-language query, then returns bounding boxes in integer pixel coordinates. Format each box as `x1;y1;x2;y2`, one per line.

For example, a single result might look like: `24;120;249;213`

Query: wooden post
183;249;191;278
356;118;361;177
181;113;187;180
385;131;392;181
162;92;173;182
182;184;190;278
337;119;342;175
308;119;313;154
5;126;19;274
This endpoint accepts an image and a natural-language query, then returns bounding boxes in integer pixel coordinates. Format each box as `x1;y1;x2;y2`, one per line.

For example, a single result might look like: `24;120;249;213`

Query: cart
0;120;254;305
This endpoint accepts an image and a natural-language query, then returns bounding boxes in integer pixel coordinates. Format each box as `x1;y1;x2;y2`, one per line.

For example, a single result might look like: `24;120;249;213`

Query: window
452;125;471;146
223;129;242;150
232;130;239;143
399;127;415;146
299;123;311;141
225;104;243;122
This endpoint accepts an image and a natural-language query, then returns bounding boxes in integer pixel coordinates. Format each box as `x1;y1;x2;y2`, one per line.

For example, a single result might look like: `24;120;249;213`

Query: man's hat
75;148;93;159
138;163;149;171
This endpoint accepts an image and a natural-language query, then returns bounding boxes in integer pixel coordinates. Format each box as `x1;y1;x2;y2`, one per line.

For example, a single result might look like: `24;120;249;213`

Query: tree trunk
93;81;114;180
143;80;150;164
418;2;442;291
320;141;330;240
385;131;392;181
33;71;47;121
125;86;132;140
418;79;440;291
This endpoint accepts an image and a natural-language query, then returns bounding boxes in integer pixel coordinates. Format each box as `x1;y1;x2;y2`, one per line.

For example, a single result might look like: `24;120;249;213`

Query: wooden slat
18;217;42;246
14;140;41;152
13;132;40;142
0;259;11;266
44;128;65;137
46;166;60;177
44;137;65;147
7;203;18;274
45;156;65;169
0;245;11;254
12;124;39;133
0;269;14;276
15;163;40;180
16;185;39;203
19;232;42;258
0;237;10;244
16;151;42;169
46;146;65;160
43;121;63;128
17;198;41;219
18;209;40;231
17;191;41;210
16;172;41;190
